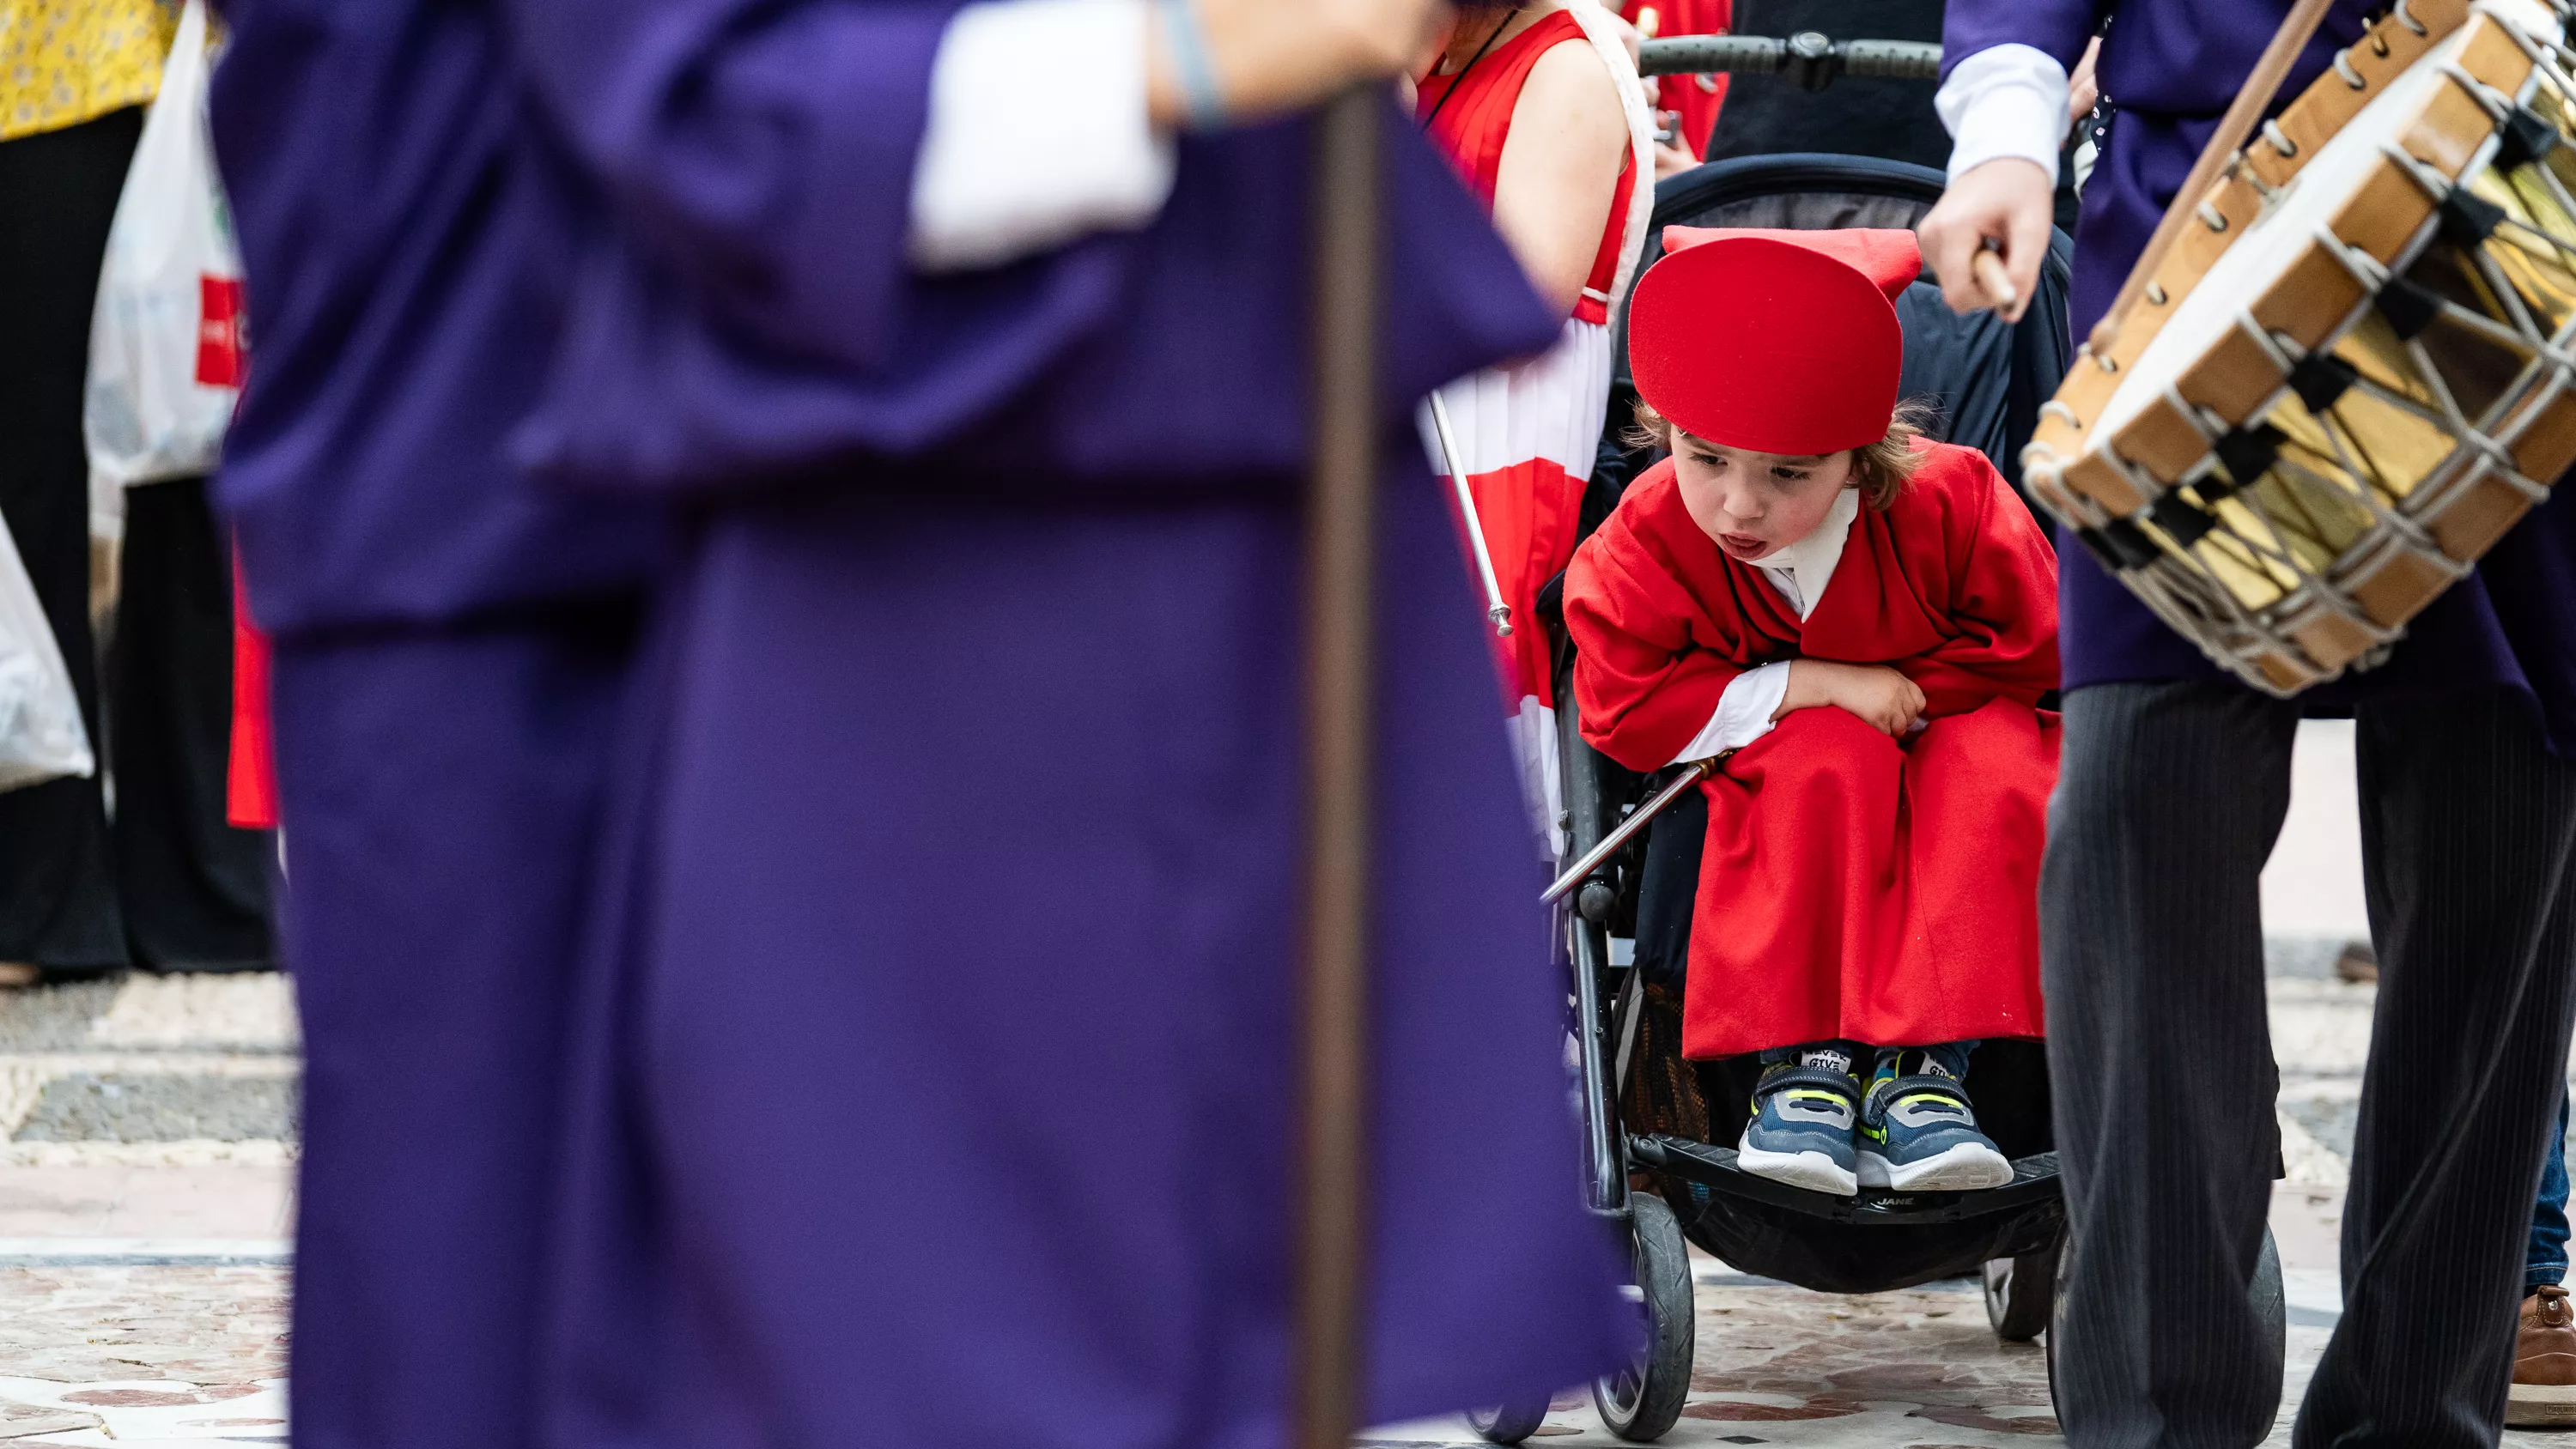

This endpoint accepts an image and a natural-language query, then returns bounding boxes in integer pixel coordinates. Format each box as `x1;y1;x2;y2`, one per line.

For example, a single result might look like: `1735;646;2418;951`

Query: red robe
1565;442;2059;1058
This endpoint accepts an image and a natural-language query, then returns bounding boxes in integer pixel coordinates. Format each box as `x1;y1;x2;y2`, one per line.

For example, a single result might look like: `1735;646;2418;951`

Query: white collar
1758;488;1859;621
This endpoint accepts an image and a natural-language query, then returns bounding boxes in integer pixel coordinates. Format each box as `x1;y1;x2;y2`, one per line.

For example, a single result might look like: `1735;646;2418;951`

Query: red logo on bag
197;275;246;388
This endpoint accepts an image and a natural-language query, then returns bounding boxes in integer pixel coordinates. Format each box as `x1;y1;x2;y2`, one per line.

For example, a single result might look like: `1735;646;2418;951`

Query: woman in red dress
1416;0;1651;857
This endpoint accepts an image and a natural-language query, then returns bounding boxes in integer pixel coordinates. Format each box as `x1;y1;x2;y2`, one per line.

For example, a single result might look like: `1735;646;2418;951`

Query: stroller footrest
1632;1133;2060;1225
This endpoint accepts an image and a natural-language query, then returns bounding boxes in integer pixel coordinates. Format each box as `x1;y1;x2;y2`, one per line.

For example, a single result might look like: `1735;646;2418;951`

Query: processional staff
1292;82;1384;1449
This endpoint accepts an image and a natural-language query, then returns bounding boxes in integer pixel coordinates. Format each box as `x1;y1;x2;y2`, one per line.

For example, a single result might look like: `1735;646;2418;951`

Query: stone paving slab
0;1258;285;1382
15;1077;297;1146
0;1165;291;1240
86;978;296;1056
0;985;122;1056
0;1260;288;1446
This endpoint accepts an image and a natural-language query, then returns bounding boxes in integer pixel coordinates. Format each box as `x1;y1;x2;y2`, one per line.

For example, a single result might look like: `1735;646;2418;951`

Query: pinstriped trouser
2043;682;2576;1449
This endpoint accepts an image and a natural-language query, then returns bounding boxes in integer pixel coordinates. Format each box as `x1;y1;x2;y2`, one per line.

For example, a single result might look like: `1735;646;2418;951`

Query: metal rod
1565;902;1627;1213
1291;82;1381;1449
1541;757;1716;905
1613;967;1643;1095
1425;391;1513;637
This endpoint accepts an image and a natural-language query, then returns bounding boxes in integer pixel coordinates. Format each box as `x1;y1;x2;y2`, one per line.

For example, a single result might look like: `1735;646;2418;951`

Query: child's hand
1777;660;1926;737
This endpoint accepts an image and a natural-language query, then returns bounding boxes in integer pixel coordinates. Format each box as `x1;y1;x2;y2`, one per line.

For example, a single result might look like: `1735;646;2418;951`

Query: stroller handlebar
1637;34;1942;88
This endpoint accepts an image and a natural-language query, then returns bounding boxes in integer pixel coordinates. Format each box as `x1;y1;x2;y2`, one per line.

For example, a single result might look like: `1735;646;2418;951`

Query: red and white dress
1417;4;1653;856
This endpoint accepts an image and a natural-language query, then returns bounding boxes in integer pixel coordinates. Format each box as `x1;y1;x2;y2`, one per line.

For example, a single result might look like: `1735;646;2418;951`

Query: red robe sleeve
1564;462;1792;773
1894;447;2061;716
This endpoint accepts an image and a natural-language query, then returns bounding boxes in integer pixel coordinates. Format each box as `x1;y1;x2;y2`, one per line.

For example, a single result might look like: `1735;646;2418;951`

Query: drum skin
2020;0;2576;694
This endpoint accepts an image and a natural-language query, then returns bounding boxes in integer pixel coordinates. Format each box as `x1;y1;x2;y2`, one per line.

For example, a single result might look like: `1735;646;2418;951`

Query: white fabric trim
1672;661;1790;764
1935;42;2068;186
908;0;1177;272
1510;699;1566;860
1754;488;1857;621
1562;0;1658;312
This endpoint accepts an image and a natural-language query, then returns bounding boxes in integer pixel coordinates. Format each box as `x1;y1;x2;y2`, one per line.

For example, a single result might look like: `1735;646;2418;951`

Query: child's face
1669;431;1856;564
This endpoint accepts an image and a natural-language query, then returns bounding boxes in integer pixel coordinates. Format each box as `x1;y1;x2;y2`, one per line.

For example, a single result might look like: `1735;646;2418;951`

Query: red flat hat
1629;227;1919;456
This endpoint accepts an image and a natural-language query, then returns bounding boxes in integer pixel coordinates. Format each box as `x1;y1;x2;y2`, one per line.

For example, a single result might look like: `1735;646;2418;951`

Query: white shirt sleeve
1935;42;2069;186
1670;661;1791;766
907;0;1179;273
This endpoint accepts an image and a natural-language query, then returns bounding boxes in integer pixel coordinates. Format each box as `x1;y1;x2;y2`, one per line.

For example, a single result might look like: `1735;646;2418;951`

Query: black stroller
1476;152;2287;1444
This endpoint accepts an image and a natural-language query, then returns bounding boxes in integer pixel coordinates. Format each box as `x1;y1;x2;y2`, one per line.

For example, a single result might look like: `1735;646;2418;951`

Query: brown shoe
2510;1285;2576;1427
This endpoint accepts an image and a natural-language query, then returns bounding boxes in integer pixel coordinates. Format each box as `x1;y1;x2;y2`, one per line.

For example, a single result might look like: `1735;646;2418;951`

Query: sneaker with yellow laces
1738;1046;1862;1197
1857;1045;2013;1191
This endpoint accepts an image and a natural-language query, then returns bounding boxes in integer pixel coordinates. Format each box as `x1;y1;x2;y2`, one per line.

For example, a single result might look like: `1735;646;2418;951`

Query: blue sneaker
1738;1049;1861;1197
1857;1049;2012;1191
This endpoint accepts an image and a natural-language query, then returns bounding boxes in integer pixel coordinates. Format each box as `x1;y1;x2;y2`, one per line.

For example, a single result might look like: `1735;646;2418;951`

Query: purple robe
211;9;670;1449
1944;0;2576;748
209;1;1631;1444
529;113;1634;1449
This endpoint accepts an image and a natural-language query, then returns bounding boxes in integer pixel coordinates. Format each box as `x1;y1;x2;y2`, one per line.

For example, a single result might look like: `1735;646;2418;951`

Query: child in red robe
1564;227;2058;1196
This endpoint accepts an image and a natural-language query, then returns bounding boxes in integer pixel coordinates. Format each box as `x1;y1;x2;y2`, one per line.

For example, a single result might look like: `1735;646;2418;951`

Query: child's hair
1626;397;1941;511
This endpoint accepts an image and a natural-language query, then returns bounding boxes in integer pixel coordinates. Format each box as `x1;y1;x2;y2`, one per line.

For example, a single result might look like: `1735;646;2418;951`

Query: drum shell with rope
2021;0;2576;695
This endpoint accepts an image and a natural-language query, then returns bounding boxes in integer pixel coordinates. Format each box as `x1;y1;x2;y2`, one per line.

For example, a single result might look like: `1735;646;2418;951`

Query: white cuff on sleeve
1935;43;2069;186
1671;661;1791;766
908;0;1179;273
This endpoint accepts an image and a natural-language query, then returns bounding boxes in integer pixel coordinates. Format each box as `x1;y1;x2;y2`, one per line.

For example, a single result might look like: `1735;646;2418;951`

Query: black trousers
0;111;273;973
111;479;275;972
2044;682;2576;1449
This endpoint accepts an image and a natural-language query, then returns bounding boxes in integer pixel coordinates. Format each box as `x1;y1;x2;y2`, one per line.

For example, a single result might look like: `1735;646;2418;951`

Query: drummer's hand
1778;660;1926;737
1147;0;1451;126
1916;157;2053;324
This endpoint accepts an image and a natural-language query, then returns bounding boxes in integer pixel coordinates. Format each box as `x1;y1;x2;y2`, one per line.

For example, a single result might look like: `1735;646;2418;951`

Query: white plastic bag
85;0;245;488
0;512;97;792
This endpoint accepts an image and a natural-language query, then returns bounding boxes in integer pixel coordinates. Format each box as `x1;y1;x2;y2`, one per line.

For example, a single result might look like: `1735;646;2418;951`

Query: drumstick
1542;756;1723;904
2085;0;2336;357
1972;247;2018;313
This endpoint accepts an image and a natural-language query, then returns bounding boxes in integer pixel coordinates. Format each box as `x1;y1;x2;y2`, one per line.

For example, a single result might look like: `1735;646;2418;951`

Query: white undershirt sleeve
1935;42;2069;186
907;0;1179;273
1670;661;1792;766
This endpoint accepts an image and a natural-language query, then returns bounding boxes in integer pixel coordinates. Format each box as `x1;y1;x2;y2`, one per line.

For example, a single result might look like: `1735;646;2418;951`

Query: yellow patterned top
1;0;178;142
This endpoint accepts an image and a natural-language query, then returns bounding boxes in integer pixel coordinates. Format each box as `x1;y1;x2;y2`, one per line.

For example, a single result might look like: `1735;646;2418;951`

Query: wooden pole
1291;83;1382;1449
2083;0;2335;355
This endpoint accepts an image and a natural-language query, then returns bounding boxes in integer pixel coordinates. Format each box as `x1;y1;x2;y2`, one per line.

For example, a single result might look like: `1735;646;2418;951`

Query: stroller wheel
2044;1224;2287;1412
1466;1399;1551;1445
1983;1231;2062;1343
2250;1222;2287;1354
1592;1191;1694;1442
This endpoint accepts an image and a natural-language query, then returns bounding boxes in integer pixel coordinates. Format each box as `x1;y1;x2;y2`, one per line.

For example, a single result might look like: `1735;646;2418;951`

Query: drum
2022;0;2576;694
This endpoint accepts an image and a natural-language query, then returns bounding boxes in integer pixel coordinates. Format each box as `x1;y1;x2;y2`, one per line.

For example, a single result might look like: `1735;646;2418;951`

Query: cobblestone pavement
0;744;2567;1449
0;971;291;1446
1369;1270;2345;1449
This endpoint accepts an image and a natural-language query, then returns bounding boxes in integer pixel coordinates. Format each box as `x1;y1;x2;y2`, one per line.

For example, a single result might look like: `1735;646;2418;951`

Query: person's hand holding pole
1146;0;1453;126
1916;157;2052;324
